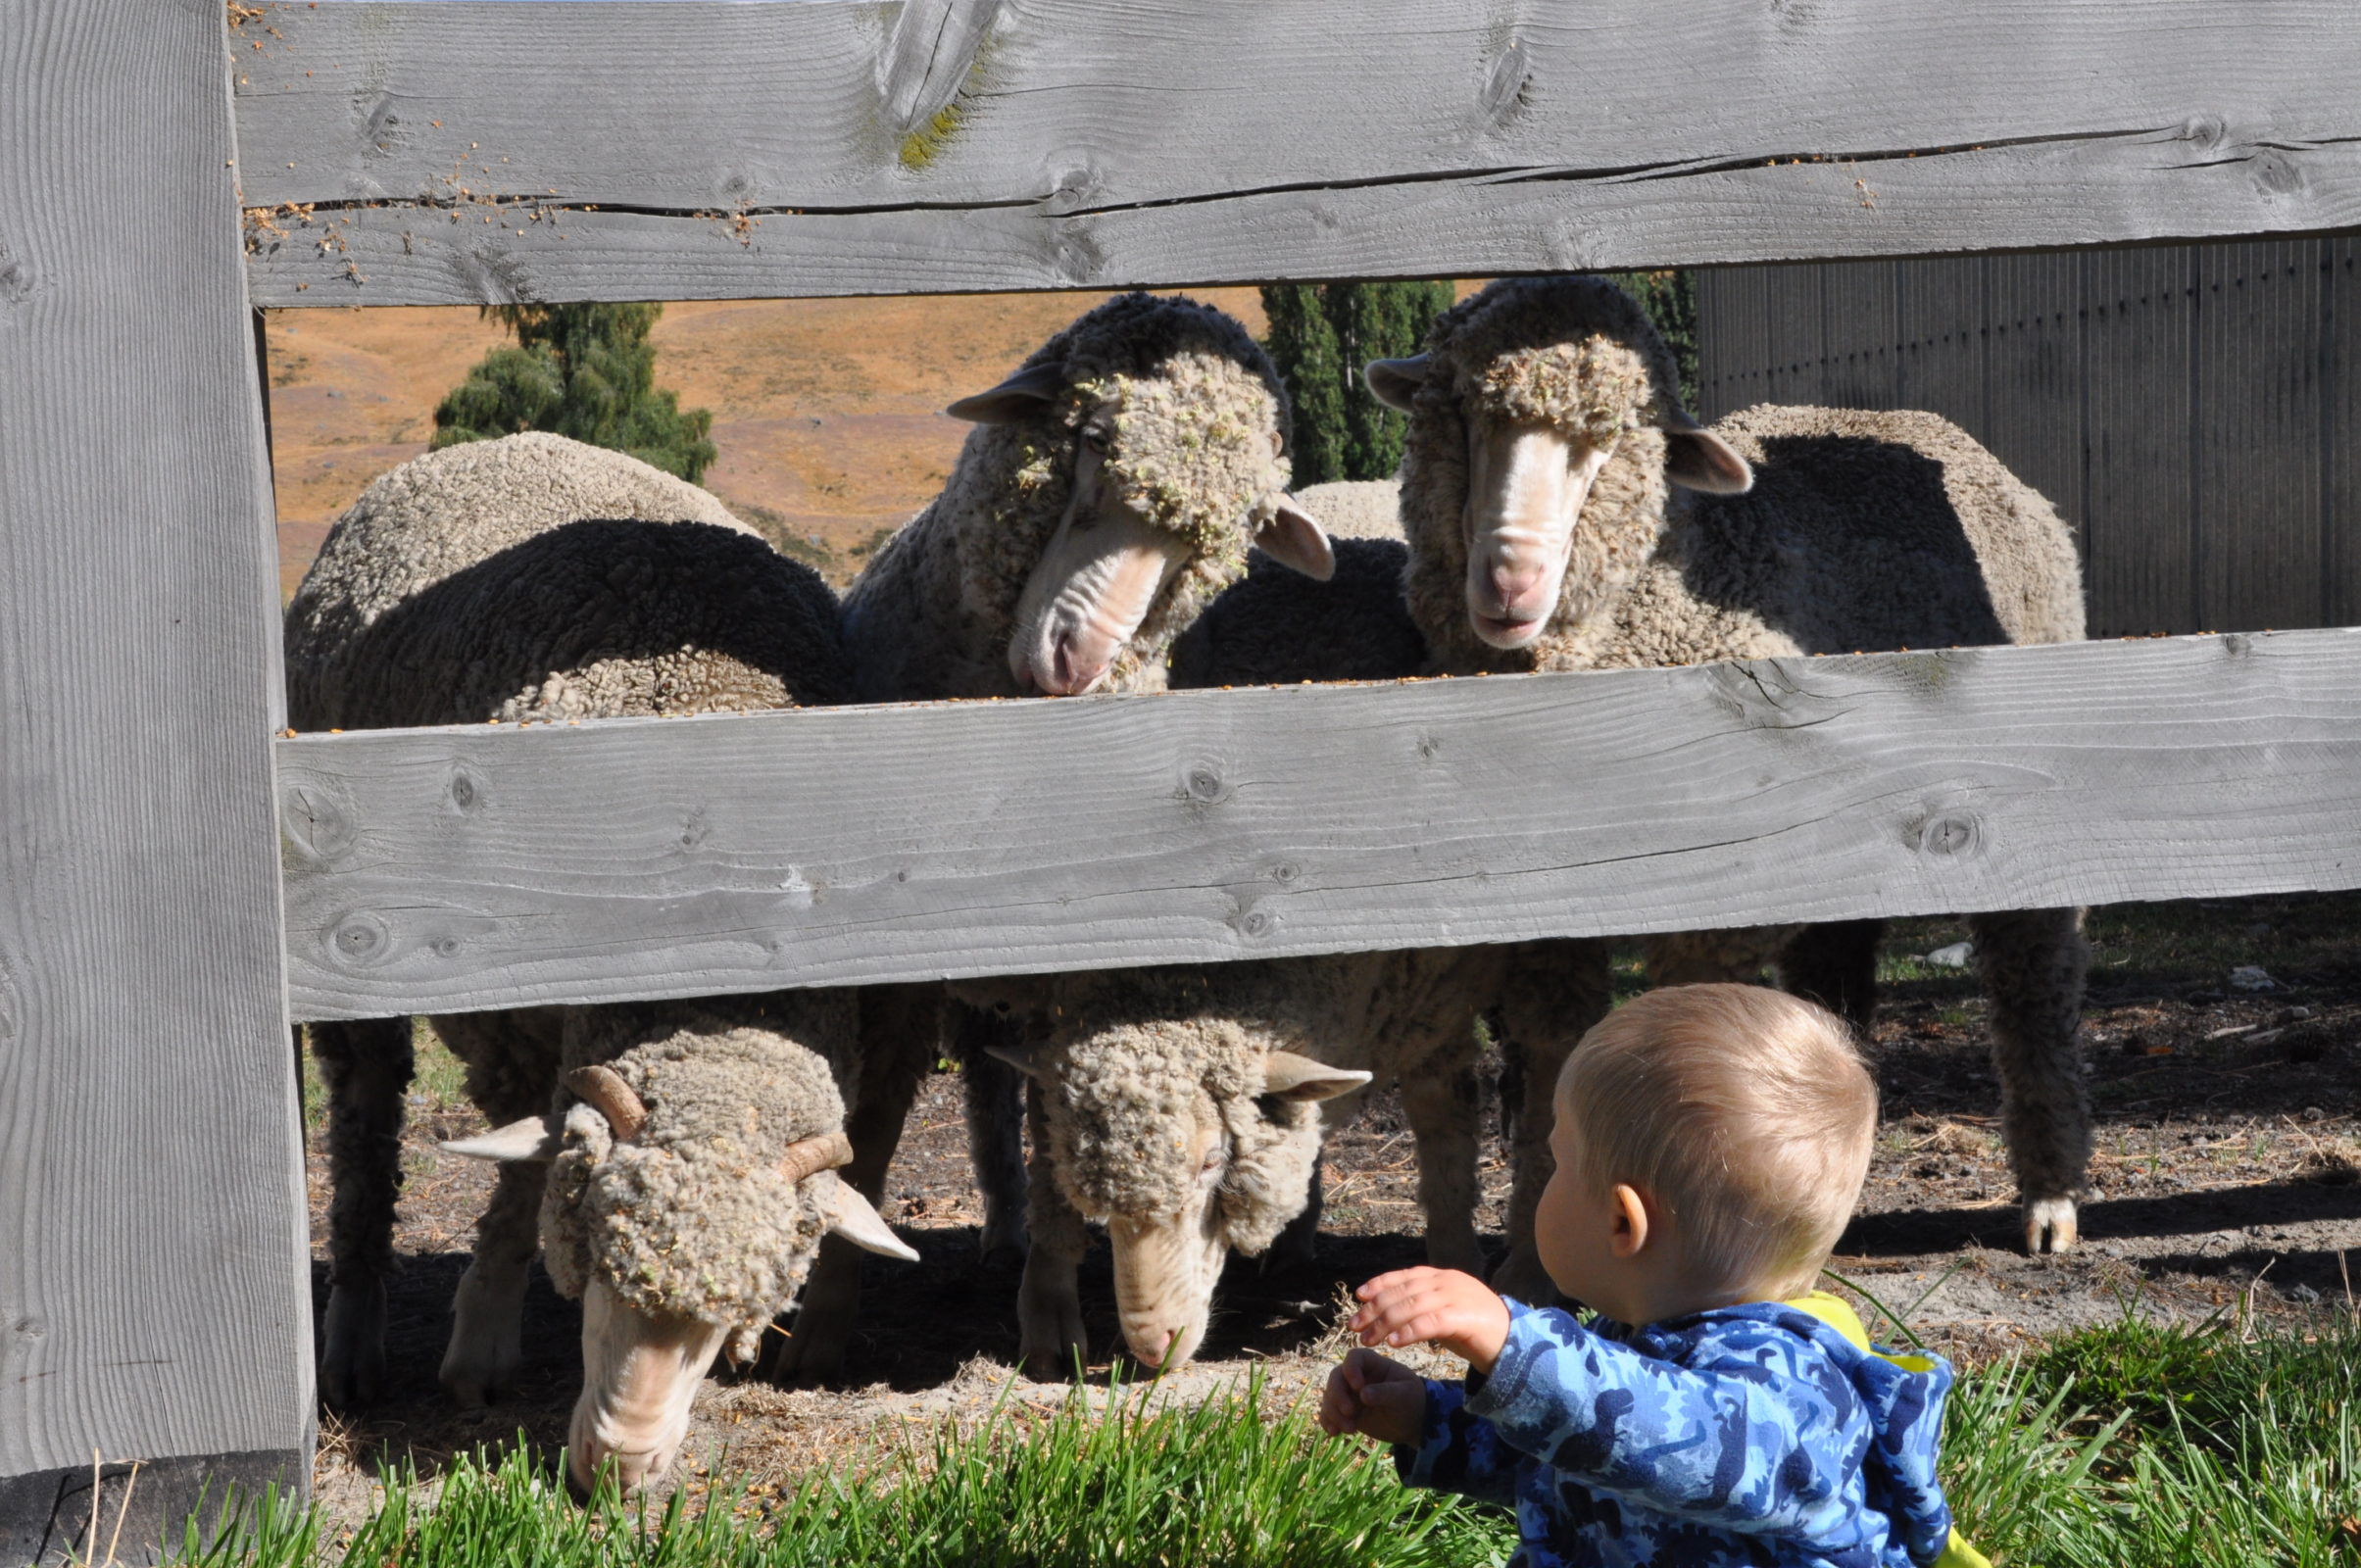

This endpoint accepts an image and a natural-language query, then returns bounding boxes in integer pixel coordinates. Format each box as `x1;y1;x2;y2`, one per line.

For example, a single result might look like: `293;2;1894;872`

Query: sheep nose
1487;563;1546;618
1127;1326;1174;1368
1044;631;1108;696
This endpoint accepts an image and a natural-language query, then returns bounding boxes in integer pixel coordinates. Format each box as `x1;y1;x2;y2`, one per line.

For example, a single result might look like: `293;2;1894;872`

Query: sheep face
944;299;1333;696
445;1013;914;1494
1005;1021;1367;1369
1372;276;1752;663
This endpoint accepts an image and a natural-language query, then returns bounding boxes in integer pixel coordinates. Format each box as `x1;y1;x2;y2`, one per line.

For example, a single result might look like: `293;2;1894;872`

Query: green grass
160;1320;2361;1566
1943;1312;2361;1565
171;1374;1514;1568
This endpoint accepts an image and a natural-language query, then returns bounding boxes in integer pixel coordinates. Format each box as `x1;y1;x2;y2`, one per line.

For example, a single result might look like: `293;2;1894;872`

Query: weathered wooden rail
233;1;2361;303
5;0;2360;1558
284;630;2361;1020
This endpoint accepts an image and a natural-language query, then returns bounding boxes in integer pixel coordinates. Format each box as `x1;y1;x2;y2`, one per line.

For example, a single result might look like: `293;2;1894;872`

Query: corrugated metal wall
1695;240;2361;636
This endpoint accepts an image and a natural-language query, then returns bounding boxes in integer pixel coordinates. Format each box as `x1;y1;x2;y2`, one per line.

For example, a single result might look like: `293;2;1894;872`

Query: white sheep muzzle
566;1279;731;1498
1462;424;1611;650
1008;446;1190;695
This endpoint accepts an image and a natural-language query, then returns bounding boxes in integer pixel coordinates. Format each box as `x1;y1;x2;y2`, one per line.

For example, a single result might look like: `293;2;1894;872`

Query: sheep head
944;292;1330;697
443;1002;912;1495
1371;275;1751;666
998;1008;1368;1370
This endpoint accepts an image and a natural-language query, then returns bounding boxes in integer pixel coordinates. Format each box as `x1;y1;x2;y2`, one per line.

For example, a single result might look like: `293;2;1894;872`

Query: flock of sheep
285;274;2092;1495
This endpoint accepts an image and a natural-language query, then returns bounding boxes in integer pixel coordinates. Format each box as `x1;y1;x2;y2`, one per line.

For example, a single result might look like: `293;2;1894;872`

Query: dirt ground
305;894;2361;1522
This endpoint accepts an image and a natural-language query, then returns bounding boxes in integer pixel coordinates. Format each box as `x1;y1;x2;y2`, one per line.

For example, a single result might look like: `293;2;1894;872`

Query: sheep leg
951;999;1031;1269
313;1016;415;1409
1492;940;1611;1304
1967;906;2091;1254
1016;1081;1090;1381
772;984;934;1387
1775;920;1885;1038
1400;1062;1484;1277
428;1008;565;1407
439;1160;546;1407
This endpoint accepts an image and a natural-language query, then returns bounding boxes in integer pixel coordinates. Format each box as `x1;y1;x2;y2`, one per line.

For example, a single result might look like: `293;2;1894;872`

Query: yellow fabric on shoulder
1781;1292;1993;1568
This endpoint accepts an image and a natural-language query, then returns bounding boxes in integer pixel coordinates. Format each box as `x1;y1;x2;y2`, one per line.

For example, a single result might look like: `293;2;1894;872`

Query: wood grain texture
281;630;2361;1022
230;0;2361;306
0;0;312;1498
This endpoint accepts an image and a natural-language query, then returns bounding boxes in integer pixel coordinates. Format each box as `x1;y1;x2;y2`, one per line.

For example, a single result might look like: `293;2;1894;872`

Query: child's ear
1609;1184;1650;1258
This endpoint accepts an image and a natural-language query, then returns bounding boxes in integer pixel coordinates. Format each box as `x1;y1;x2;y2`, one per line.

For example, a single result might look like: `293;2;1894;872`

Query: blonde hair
1556;984;1877;1299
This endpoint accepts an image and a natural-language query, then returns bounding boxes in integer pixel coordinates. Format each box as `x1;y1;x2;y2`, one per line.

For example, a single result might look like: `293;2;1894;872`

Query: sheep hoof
2023;1197;2079;1255
438;1338;519;1409
320;1280;389;1408
1016;1279;1087;1382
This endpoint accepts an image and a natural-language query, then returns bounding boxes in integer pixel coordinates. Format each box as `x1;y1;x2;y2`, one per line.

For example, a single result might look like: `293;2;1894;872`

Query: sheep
771;294;1337;1377
286;431;921;1492
840;290;1331;705
994;940;1515;1375
1367;272;2093;1262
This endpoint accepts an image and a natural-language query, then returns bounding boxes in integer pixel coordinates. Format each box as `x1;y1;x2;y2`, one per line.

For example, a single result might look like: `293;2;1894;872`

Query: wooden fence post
0;5;313;1559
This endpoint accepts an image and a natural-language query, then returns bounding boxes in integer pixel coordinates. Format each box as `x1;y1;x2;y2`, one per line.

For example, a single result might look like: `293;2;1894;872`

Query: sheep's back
1686;406;2087;654
1292;479;1404;543
285;434;844;729
1169;538;1426;689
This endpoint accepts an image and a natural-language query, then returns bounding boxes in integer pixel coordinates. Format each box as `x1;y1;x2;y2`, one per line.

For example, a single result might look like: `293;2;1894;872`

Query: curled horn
776;1129;855;1184
564;1064;649;1143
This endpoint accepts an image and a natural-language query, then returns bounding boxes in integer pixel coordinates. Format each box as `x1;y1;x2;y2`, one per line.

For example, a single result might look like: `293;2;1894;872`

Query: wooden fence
5;0;2361;1557
1696;240;2361;638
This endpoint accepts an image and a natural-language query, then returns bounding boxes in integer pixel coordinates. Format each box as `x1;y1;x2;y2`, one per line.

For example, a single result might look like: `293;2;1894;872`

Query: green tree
1259;280;1453;485
431;302;716;483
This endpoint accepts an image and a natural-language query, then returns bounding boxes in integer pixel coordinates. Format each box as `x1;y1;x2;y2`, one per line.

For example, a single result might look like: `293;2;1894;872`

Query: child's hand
1318;1348;1429;1447
1351;1267;1512;1374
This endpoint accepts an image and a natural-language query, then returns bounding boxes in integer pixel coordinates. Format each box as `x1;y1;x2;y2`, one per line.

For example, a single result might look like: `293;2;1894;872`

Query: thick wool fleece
841;292;1294;702
1292;478;1404;542
1041;950;1495;1254
540;995;857;1345
1396;276;2086;677
286;433;845;729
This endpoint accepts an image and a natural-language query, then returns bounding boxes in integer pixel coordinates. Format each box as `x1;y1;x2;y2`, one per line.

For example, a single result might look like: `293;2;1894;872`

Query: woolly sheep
996;948;1502;1374
782;296;1339;1376
287;433;919;1493
1369;273;2093;1262
840;290;1332;704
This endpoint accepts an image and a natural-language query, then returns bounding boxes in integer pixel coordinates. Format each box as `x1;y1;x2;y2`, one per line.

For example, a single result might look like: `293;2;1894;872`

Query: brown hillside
264;289;1269;597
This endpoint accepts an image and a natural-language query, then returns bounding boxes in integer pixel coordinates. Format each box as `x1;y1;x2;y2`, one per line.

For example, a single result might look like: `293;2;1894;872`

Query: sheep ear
441;1115;560;1163
827;1182;921;1262
946;362;1067;424
1364;355;1431;413
984;1043;1046;1080
1259;1052;1372;1103
1254;498;1336;581
1659;411;1752;494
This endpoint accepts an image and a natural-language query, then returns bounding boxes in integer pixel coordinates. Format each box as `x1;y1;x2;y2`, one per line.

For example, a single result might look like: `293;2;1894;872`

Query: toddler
1319;983;1982;1568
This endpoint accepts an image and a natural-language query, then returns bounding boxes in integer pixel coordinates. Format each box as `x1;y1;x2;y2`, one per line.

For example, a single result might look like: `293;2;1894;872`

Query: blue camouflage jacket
1394;1293;1960;1568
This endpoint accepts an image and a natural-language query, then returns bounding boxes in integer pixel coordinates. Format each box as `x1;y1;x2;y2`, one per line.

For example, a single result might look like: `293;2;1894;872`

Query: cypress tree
1258;281;1451;486
431;302;717;483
